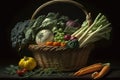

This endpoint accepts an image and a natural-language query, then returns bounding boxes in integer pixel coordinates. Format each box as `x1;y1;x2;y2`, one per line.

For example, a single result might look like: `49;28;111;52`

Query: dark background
0;0;120;68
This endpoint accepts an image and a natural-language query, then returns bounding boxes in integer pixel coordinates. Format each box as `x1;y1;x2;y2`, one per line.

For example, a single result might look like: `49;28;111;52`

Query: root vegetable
73;63;103;76
60;42;66;47
53;42;61;46
92;63;110;79
45;41;53;46
91;72;99;78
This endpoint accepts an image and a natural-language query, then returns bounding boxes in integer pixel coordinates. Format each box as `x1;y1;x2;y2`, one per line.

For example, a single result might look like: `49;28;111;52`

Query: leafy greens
11;12;69;50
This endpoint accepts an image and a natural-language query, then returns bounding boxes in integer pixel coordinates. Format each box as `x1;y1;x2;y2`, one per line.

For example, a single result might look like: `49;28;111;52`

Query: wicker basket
29;0;94;71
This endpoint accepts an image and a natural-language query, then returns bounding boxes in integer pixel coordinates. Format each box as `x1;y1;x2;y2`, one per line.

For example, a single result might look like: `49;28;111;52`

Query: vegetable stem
72;13;111;48
79;25;102;47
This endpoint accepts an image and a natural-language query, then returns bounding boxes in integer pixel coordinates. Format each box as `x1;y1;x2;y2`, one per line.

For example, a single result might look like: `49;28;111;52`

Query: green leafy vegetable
11;20;31;49
41;12;68;30
24;15;46;43
5;65;19;75
11;12;69;50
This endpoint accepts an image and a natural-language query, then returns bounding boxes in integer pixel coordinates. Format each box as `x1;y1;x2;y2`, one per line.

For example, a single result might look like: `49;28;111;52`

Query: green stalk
72;20;88;36
72;13;103;38
88;20;110;35
93;13;102;23
80;37;102;46
80;23;111;47
72;27;81;36
78;21;96;43
97;15;106;23
92;28;111;37
74;25;89;38
97;23;111;32
79;25;102;47
77;13;102;43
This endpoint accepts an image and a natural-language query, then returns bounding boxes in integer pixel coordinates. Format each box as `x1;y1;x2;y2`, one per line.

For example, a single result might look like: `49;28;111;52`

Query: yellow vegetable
18;56;37;70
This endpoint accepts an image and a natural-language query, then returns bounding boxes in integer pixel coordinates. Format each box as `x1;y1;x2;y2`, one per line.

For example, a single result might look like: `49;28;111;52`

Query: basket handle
31;0;90;20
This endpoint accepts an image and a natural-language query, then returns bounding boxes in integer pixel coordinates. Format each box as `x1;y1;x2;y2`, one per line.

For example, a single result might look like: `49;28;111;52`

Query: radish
64;34;71;40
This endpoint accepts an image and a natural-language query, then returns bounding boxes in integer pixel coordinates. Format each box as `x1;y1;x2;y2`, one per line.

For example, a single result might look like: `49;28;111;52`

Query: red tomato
16;70;24;76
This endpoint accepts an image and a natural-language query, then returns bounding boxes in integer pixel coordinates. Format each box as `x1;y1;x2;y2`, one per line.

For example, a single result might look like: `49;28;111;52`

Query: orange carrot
74;63;103;76
45;41;53;46
92;63;110;79
53;42;61;46
60;42;66;47
91;72;99;78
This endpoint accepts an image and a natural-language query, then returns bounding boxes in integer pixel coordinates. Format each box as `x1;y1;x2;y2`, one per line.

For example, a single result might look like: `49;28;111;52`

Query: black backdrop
0;0;120;67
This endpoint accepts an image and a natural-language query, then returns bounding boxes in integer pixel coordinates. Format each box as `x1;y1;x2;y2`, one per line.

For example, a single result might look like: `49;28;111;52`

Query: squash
18;56;37;70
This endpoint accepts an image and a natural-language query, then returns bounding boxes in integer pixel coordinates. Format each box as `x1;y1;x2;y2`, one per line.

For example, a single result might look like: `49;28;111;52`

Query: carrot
92;63;110;79
74;63;103;76
53;42;61;46
60;42;66;47
45;41;53;46
91;72;99;78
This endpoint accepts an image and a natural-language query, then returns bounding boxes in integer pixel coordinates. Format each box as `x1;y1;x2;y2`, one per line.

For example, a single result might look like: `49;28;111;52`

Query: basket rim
29;44;74;51
28;44;94;52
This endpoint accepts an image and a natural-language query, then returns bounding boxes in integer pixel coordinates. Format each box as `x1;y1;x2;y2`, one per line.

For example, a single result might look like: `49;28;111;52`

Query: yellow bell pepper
18;56;37;70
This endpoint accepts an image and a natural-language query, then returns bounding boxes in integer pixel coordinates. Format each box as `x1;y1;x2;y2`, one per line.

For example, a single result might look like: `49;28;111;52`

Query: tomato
16;68;27;76
16;70;24;76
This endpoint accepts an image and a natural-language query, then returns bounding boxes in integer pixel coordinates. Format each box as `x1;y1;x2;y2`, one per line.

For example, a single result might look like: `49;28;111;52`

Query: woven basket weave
29;0;94;71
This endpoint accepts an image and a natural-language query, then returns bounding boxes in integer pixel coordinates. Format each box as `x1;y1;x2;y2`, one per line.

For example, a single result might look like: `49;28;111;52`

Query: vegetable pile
11;12;112;50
